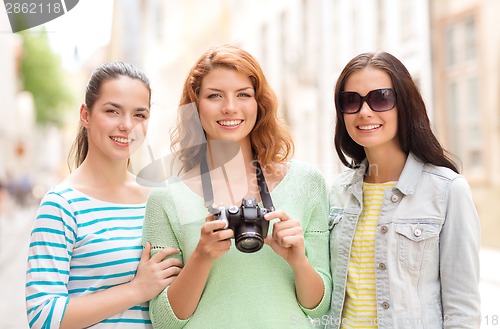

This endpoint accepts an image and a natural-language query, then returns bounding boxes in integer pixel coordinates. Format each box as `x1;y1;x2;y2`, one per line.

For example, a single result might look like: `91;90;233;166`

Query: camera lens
235;232;264;253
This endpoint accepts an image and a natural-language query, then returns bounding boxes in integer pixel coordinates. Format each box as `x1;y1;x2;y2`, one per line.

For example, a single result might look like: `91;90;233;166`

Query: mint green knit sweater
142;160;331;329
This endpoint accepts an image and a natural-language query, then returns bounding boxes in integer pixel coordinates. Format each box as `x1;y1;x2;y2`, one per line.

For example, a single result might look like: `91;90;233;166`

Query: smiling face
343;67;401;155
81;76;150;162
198;67;258;146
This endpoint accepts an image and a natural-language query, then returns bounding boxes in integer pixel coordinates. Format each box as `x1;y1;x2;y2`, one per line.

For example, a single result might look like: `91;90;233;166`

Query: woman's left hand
264;210;307;267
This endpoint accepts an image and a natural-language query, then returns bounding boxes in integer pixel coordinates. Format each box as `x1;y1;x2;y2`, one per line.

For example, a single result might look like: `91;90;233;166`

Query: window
444;17;476;66
442;16;482;172
448;81;460;157
464;18;476;61
444;25;457;67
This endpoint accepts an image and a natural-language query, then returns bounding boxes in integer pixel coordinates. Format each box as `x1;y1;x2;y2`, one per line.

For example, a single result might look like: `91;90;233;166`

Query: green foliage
19;27;73;126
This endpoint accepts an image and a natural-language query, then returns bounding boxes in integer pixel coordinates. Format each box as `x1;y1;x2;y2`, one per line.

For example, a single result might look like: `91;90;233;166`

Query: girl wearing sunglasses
326;52;480;328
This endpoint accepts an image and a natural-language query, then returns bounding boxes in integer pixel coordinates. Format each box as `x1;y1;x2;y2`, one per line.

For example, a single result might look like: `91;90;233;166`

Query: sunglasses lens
340;92;361;113
340;89;396;113
368;89;395;111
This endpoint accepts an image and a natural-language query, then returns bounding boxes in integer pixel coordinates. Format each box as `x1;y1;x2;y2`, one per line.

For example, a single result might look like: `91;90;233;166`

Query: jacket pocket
395;222;442;271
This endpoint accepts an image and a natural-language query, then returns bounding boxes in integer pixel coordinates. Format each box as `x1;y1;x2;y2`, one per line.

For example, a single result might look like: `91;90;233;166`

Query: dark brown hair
334;52;459;173
68;62;151;171
170;44;294;173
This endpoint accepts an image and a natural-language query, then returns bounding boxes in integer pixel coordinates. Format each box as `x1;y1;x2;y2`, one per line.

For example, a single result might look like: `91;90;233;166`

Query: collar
394;153;424;195
344;153;424;196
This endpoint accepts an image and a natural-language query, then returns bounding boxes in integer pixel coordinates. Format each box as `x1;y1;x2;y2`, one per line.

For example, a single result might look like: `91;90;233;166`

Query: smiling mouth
217;120;243;127
358;124;381;131
110;136;134;144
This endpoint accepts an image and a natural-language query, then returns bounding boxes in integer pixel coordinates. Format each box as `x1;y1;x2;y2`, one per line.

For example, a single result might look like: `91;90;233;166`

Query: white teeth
358;124;381;130
111;136;131;143
218;120;242;127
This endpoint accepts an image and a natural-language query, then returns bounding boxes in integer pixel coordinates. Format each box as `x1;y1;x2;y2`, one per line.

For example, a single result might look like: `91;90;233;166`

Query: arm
26;192;74;329
440;177;481;328
142;189;233;328
264;162;332;319
264;210;325;309
60;243;182;329
26;192;182;329
166;216;233;319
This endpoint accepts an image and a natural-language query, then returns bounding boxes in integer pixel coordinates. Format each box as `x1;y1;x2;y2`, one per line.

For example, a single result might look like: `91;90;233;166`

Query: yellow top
341;181;396;328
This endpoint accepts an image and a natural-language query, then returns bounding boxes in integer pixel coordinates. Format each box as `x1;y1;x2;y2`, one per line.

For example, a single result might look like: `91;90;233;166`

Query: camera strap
199;143;275;212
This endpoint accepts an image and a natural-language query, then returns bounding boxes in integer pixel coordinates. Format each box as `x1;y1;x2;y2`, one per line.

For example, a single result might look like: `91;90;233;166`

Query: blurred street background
1;0;499;328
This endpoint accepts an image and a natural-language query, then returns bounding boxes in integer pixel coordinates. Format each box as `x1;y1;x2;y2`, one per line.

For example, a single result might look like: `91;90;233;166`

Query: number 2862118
5;2;62;14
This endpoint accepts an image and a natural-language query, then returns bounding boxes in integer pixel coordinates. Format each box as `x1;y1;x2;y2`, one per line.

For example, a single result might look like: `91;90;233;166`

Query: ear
80;104;90;128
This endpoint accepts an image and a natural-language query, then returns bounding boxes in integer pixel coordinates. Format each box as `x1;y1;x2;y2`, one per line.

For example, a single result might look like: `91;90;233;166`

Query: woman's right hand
193;213;233;261
130;242;183;302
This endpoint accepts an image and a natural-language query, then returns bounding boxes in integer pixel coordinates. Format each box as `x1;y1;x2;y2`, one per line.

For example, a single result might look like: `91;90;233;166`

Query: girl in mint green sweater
142;45;331;329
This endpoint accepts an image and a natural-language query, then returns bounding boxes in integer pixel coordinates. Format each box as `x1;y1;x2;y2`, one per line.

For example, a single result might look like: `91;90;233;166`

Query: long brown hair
170;44;294;173
333;52;459;173
67;62;151;171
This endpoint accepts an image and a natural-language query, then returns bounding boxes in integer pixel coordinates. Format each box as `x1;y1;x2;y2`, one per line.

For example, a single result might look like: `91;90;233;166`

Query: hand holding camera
208;197;306;267
195;214;234;261
262;209;307;268
201;153;276;254
209;198;271;253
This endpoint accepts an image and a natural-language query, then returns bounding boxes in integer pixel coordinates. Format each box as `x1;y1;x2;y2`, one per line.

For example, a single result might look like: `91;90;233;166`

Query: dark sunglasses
339;88;397;114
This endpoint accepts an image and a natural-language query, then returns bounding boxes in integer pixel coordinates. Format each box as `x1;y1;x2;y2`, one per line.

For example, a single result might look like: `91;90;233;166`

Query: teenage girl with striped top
326;52;480;329
25;62;182;329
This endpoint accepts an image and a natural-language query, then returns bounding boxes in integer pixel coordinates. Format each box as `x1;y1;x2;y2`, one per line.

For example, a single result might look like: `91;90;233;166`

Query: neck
364;147;407;183
203;139;259;206
206;139;255;174
77;152;131;188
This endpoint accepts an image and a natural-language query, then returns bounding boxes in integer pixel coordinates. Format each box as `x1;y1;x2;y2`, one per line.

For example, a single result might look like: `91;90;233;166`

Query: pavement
0;206;499;329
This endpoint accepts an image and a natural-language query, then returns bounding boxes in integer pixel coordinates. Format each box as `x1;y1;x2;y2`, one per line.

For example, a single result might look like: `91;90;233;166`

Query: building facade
109;0;499;247
109;0;433;184
431;0;500;247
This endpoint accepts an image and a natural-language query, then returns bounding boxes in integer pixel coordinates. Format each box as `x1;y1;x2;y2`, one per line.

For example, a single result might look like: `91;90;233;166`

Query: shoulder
415;163;474;204
422;163;469;189
39;184;75;206
147;186;172;203
35;185;82;225
286;160;328;199
331;167;357;188
407;153;461;183
289;160;326;182
422;162;460;180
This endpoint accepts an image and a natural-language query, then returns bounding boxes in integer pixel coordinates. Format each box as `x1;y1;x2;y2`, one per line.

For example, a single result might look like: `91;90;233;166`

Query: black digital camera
210;198;271;253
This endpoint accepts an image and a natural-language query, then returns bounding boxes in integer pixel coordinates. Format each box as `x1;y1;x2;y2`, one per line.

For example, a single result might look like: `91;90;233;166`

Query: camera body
212;198;271;253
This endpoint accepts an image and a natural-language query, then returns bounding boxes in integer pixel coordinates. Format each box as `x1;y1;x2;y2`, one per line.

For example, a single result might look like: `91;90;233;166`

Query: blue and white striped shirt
25;185;151;328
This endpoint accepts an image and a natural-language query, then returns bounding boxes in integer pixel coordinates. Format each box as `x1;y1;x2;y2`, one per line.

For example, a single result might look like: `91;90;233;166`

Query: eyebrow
103;101;150;112
205;87;254;93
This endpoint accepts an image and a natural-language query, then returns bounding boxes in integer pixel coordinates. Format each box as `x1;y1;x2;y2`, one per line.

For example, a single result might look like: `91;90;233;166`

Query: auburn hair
170;45;294;173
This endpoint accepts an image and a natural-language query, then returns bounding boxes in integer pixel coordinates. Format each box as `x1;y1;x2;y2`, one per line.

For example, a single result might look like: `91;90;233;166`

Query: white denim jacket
325;153;481;329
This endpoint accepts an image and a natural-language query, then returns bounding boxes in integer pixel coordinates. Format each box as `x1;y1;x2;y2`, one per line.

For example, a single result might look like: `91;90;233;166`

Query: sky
0;1;113;69
43;0;114;69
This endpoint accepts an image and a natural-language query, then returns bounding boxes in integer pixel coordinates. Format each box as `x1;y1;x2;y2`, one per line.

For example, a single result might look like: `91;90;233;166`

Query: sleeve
25;192;77;329
439;176;481;328
298;166;332;320
142;188;189;329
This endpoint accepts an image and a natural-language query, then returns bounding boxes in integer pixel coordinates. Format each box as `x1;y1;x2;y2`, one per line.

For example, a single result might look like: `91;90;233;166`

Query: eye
135;112;149;119
106;109;119;114
238;92;253;98
207;94;222;99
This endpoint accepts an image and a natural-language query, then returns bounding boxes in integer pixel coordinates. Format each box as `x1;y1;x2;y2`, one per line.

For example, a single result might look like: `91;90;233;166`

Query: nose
118;115;134;131
358;100;373;117
222;96;237;114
